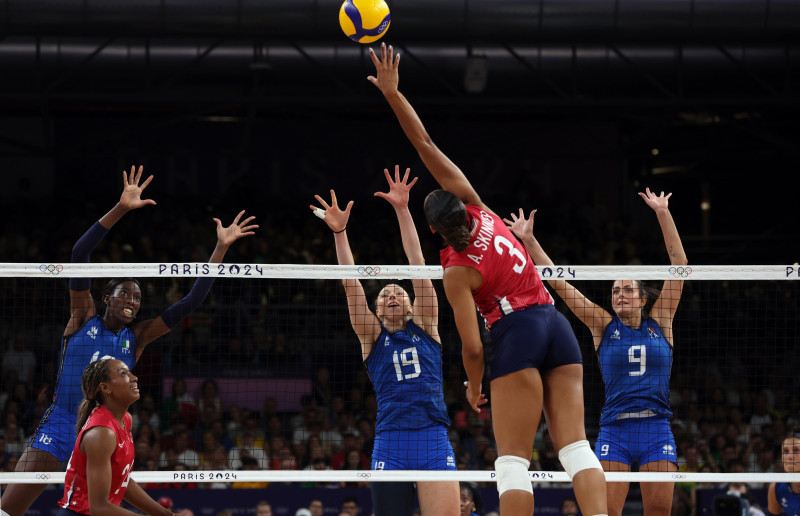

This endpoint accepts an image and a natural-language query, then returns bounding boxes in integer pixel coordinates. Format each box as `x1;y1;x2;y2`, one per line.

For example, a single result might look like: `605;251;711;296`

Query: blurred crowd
0;194;798;516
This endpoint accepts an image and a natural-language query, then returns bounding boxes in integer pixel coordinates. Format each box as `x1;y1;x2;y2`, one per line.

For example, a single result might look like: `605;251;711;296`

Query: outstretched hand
464;381;488;414
214;210;258;247
638;187;672;212
503;208;537;241
119;165;156;210
367;42;400;95
374;165;417;209
310;189;353;233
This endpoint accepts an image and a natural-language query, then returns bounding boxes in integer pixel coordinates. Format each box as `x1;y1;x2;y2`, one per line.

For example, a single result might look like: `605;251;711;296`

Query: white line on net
5;263;800;280
2;470;800;484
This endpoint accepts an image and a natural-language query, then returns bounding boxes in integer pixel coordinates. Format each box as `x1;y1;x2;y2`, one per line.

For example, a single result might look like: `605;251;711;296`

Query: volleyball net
0;262;798;490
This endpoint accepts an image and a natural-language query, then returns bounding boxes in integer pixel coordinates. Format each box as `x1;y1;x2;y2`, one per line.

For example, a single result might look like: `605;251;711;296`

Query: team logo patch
647;326;658;338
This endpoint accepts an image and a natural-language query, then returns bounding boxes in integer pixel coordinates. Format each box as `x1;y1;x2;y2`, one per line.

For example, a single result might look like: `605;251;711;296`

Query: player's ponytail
424;190;470;252
75;358;113;434
637;281;661;319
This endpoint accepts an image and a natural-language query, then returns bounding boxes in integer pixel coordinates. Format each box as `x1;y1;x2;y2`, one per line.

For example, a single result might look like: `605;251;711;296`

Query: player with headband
310;166;459;516
0;166;257;516
505;188;687;516
368;42;608;516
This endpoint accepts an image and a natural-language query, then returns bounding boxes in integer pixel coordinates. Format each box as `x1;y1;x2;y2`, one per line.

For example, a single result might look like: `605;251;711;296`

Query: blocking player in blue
310;166;459;516
506;188;687;516
0;166;257;516
768;432;800;516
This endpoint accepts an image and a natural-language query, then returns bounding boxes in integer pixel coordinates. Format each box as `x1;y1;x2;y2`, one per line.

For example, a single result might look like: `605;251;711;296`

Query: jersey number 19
392;347;421;381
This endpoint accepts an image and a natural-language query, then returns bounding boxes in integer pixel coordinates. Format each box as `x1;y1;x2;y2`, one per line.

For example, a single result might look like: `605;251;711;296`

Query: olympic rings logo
40;264;64;275
671;473;687;480
357;472;372;479
35;473;52;480
357;266;381;277
669;266;692;278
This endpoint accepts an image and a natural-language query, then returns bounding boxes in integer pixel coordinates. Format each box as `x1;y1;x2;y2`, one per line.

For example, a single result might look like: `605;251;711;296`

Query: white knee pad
558;440;603;479
494;455;533;496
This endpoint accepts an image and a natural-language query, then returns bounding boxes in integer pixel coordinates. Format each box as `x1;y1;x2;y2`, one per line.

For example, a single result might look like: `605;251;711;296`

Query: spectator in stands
228;430;268;470
225;404;244;442
2;421;26;456
293;407;323;445
330;431;368;471
313;366;333;410
199;430;221;467
161;378;197;432
1;331;36;387
340;496;360;516
199;379;224;419
309;499;324;516
159;430;199;469
749;393;773;434
255;501;273;516
560;496;579;516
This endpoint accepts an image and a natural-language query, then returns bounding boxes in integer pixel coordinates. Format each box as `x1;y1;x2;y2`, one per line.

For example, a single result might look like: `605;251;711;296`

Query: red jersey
59;406;135;514
440;204;552;328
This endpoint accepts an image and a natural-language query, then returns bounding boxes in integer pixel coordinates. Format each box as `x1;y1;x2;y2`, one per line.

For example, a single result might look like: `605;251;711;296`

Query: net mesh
1;263;799;515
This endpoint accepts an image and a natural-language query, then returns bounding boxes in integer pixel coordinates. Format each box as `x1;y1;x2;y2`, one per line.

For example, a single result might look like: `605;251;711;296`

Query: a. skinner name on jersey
468;210;495;265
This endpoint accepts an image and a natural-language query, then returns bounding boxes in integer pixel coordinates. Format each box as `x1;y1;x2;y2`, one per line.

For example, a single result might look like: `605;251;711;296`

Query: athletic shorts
371;427;456;470
595;416;677;467
28;405;76;463
488;303;582;380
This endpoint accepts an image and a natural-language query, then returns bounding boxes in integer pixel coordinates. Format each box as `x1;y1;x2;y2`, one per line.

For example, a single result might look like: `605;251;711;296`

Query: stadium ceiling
0;0;799;112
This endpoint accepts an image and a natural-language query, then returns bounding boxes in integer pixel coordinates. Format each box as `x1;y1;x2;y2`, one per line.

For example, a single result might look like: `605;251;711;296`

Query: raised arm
310;190;381;357
133;210;257;359
505;209;612;345
638;188;687;335
368;43;489;212
65;166;156;337
374;166;439;340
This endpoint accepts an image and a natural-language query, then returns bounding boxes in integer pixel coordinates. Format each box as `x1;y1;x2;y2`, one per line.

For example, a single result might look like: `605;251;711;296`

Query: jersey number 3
392;347;421;381
494;235;526;274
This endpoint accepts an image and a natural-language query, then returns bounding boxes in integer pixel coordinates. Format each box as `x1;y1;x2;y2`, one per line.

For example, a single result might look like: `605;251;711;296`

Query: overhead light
652;166;687;175
464;55;488;93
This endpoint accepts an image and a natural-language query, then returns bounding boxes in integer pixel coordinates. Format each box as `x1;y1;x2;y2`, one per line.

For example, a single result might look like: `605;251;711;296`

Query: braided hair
75;358;113;434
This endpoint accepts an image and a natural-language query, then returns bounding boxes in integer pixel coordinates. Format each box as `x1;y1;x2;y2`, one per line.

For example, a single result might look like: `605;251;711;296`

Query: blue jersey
598;317;672;425
776;483;800;516
365;320;450;434
51;315;136;417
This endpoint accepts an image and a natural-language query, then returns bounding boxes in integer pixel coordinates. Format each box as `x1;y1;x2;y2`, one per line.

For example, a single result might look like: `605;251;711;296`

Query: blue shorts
372;427;456;470
28;405;76;463
488;303;582;380
595;417;677;467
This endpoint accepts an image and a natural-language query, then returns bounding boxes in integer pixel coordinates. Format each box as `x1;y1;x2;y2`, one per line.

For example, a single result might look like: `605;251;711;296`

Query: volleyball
339;0;391;44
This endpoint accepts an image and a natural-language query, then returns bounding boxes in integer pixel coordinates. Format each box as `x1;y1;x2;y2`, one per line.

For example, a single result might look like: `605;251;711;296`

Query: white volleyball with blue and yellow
339;0;391;44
